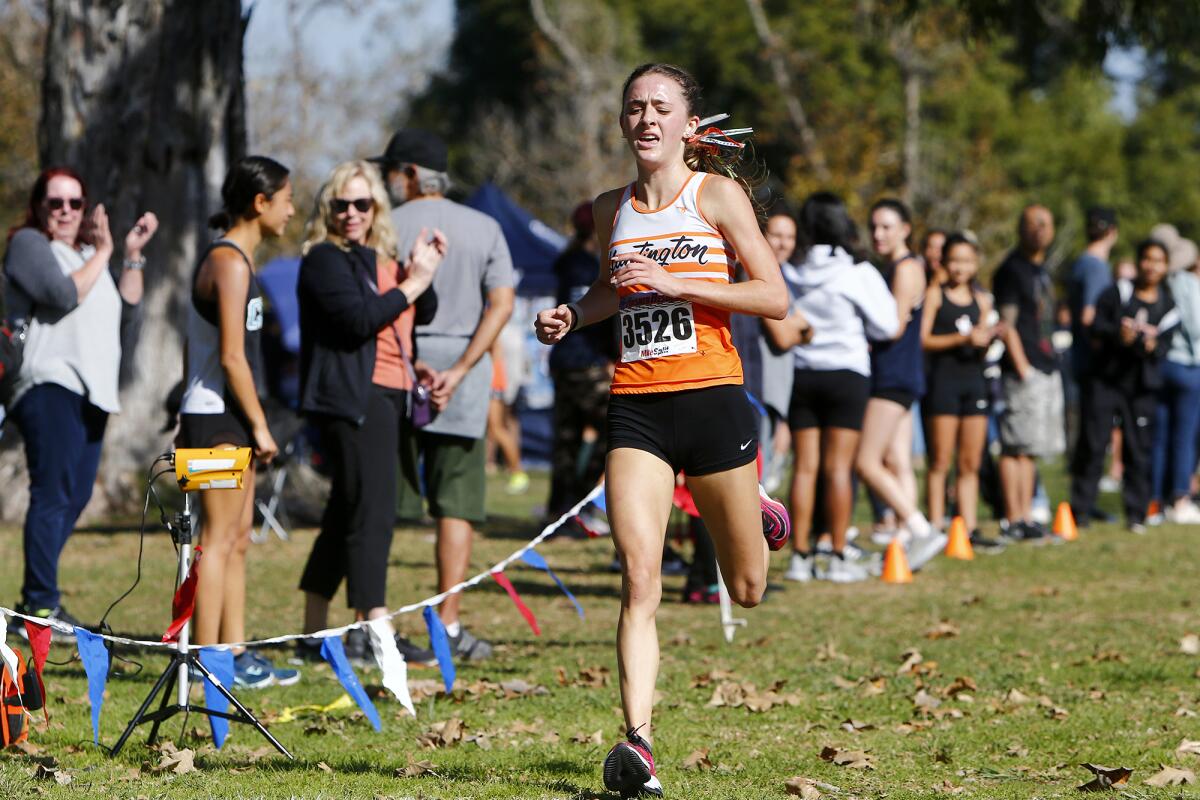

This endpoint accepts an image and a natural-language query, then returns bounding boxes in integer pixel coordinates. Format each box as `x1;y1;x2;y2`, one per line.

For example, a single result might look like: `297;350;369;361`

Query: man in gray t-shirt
372;129;515;660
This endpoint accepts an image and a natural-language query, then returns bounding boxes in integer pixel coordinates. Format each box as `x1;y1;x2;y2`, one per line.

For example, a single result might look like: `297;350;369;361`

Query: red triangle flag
162;548;203;643
23;619;52;721
491;570;540;636
23;620;51;677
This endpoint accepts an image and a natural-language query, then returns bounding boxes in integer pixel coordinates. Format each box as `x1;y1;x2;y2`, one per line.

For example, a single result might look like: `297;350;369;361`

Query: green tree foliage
405;0;1199;274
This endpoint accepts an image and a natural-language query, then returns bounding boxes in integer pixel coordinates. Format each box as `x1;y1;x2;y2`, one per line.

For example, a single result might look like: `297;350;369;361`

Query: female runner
535;63;790;799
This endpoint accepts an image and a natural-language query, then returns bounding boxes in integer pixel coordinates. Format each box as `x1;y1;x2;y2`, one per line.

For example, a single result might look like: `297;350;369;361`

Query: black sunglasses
331;197;373;214
45;197;84;211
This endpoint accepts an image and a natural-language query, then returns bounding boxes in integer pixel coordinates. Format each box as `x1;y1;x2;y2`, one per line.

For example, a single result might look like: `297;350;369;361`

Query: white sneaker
1167;500;1200;525
825;555;870;583
845;526;860;542
1031;501;1051;526
906;531;948;571
784;552;813;582
870;528;899;547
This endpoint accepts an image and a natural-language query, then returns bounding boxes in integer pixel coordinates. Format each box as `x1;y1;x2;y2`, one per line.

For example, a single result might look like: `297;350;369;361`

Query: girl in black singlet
181;156;295;686
920;233;1001;542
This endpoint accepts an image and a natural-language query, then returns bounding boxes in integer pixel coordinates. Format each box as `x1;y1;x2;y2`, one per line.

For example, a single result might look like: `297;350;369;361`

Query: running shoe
249;650;300;687
1167;500;1200;524
395;634;438;667
681;583;720;604
906;531;948;571
784;552;813;582
825;554;870;583
505;471;530;495
344;627;372;668
968;529;1006;553
759;486;791;551
289;636;325;665
603;729;664;798
1129;521;1148;535
14;604;82;642
870;528;899;547
233;651;275;689
449;627;493;661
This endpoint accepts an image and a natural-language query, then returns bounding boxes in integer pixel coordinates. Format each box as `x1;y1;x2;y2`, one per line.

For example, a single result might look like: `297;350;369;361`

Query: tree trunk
0;0;247;522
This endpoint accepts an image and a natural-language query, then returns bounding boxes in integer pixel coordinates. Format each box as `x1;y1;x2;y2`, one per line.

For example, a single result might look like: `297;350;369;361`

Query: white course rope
0;484;605;651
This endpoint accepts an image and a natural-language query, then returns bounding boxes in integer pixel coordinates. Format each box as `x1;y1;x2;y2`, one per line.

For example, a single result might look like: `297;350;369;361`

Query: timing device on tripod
109;448;293;758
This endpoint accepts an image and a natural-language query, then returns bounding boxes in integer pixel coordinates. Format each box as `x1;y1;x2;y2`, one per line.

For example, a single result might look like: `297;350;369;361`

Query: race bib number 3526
619;300;697;363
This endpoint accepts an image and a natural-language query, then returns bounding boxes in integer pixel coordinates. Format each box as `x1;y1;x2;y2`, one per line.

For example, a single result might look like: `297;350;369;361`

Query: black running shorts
607;384;758;475
788;369;871;431
924;372;989;417
179;410;254;449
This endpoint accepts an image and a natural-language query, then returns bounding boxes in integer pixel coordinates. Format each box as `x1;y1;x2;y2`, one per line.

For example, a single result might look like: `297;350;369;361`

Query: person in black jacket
1070;238;1180;533
294;161;445;666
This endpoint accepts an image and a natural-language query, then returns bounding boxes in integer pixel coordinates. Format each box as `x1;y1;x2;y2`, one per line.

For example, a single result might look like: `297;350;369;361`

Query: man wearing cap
1065;207;1119;456
372;130;515;660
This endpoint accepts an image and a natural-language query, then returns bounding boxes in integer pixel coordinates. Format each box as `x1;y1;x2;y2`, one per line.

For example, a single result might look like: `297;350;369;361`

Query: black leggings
299;386;404;609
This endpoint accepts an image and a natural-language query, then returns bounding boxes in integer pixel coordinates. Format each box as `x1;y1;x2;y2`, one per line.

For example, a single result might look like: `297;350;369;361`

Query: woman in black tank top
920;233;1002;544
184;157;297;685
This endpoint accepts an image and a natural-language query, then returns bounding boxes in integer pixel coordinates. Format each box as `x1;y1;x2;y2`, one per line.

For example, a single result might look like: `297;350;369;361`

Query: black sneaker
1003;521;1049;543
344;627;372;668
603;728;663;798
288;636;325;665
15;604;83;642
968;529;1006;553
395;634;438;667
449;627;493;661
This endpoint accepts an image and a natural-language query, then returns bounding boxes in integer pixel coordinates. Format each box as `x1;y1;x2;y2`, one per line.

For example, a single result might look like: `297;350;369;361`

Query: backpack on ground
1;647;45;746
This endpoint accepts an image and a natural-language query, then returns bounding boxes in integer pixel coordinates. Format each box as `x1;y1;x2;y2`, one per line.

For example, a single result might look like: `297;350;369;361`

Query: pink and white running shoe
759;485;791;551
603;728;664;798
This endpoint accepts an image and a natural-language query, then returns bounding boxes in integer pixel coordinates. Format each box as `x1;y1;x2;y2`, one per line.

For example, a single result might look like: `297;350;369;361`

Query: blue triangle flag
592;492;607;513
520;549;584;618
422;606;455;694
320;636;381;732
198;648;235;748
74;628;109;744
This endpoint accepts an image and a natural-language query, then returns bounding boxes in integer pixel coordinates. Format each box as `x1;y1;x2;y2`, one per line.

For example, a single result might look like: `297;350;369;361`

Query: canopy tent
464;182;566;297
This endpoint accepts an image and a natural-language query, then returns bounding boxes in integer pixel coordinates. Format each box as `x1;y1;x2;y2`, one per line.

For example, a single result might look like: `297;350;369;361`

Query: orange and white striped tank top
608;171;742;395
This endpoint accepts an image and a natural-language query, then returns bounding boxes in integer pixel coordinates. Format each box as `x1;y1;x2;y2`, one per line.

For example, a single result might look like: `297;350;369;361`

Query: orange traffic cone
882;538;913;584
944;516;974;560
1053;502;1078;541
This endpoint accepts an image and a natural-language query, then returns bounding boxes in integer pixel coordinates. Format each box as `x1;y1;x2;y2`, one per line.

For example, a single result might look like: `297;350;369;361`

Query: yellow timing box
174;447;253;492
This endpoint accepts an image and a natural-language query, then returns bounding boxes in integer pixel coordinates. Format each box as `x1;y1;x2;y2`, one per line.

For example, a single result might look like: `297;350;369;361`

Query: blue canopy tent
464;182;566;297
465;183;567;465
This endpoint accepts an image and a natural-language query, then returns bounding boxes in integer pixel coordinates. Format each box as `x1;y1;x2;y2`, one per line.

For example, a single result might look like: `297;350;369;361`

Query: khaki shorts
999;368;1065;458
396;425;487;524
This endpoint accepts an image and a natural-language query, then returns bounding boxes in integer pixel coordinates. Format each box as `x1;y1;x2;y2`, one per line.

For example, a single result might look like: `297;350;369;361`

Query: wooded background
0;0;1198;519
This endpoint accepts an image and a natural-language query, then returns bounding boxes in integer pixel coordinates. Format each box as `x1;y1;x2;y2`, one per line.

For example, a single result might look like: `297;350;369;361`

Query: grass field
1;466;1199;799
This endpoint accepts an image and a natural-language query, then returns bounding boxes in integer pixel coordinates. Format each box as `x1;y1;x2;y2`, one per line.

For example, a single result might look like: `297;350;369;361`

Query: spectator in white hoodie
764;192;897;583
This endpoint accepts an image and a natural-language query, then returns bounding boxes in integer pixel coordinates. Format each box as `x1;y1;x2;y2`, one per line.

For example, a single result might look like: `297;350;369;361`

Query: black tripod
110;491;292;758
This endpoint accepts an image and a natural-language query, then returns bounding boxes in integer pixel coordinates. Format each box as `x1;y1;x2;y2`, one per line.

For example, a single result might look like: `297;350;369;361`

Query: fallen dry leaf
1144;765;1195;787
33;763;72;785
418;718;466;749
1077;763;1132;791
571;730;603;746
1183;634;1200;655
816;641;846;662
682;749;713;771
935;779;964;794
1177;739;1200;756
841;719;874;733
316;761;333;773
1005;688;1032;705
1174;707;1197;718
897;649;924;675
395;757;439;778
541;730;560;744
1030;585;1059;597
914;689;942;713
924;621;960;640
945;676;977;697
151;747;196;775
819;746;875;770
670;631;693;646
1006;744;1030;758
785;776;822;798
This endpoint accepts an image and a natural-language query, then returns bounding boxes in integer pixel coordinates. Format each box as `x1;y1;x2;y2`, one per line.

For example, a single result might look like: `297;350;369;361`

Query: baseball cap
369;129;448;173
